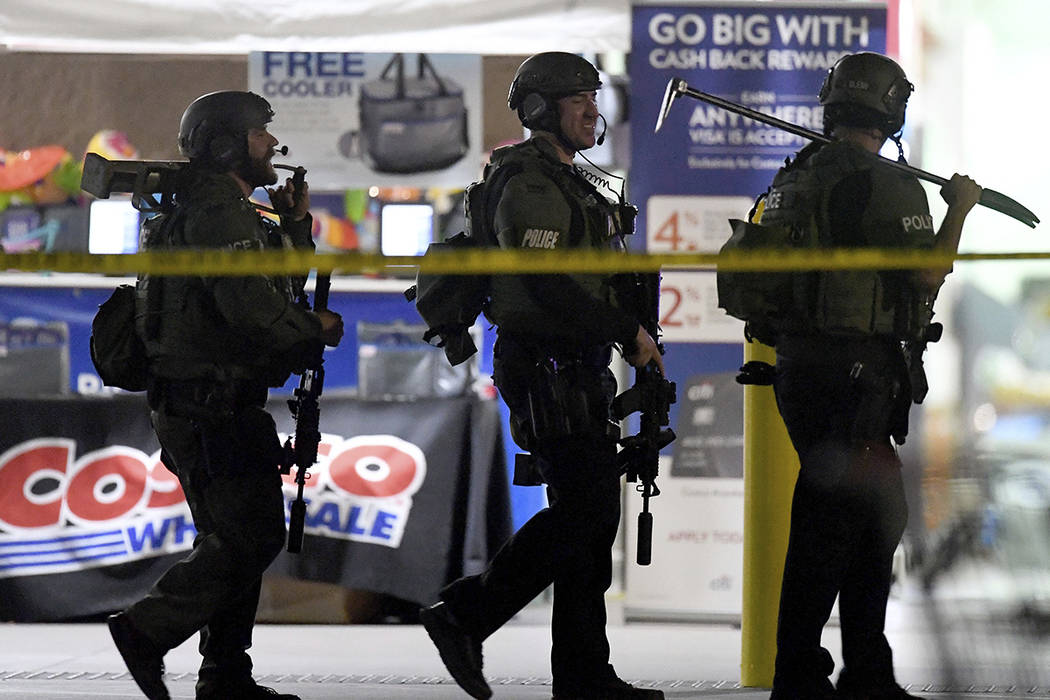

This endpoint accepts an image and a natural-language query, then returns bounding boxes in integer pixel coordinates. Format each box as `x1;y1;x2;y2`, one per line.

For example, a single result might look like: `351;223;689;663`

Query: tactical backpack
90;284;149;391
407;141;548;365
716;143;853;345
717;144;826;347
406;177;497;366
89;207;185;391
716;212;819;346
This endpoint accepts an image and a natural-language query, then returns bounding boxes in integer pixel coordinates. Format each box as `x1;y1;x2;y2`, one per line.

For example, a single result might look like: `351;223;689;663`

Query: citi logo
522;229;560;249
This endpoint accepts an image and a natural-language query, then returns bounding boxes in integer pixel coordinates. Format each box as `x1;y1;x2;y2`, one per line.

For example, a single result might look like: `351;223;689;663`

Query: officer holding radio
106;91;343;700
418;52;665;700
747;54;982;699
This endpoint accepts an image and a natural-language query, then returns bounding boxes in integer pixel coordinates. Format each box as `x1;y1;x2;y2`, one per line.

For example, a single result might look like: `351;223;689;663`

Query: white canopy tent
0;0;631;54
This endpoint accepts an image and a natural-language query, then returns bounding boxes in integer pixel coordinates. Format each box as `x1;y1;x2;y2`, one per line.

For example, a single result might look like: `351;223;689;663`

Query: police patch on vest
522;229;560;249
901;214;934;233
230;238;263;251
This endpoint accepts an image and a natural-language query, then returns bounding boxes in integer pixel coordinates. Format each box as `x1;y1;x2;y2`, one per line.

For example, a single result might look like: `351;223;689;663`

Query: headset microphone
275;146;289;156
596;114;607;146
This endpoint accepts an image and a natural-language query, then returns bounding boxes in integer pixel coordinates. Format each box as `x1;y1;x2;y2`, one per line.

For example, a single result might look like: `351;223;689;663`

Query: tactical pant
125;381;287;692
440;335;622;687
771;337;910;696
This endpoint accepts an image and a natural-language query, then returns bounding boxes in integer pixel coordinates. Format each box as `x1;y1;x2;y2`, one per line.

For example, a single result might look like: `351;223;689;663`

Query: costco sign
0;434;426;579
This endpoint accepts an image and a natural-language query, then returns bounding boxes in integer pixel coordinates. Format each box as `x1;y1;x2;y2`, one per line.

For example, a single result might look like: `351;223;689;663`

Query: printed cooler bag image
358;53;469;174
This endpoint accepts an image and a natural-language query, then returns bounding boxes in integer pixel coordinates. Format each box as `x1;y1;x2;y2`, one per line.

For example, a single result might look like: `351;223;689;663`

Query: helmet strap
554;127;580;156
529;100;581;157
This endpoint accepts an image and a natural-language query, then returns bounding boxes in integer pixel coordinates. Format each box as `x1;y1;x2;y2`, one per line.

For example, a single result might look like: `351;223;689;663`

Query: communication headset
521;92;607;146
521;92;554;129
207;129;241;169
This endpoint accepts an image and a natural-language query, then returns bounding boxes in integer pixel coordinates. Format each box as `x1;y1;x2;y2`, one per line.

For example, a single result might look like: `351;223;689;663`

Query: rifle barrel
285;271;330;554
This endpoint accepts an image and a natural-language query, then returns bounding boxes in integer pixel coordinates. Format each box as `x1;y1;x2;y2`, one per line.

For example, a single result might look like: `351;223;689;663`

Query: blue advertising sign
0;282;440;396
627;0;887;452
630;2;887;251
626;4;887;617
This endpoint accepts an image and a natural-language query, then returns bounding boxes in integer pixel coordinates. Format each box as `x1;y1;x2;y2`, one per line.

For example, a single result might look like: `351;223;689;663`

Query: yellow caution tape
2;248;1049;277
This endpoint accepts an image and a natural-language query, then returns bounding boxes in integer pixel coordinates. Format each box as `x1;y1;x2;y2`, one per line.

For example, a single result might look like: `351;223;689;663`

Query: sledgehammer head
655;77;688;133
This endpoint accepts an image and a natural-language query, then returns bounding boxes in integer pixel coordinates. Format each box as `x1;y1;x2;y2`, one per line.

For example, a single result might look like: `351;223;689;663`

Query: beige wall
0;52;526;163
481;55;526;151
1;53;248;160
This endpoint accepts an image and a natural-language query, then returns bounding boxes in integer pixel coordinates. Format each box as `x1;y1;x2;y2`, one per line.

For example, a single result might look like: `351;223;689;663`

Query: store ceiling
0;0;631;55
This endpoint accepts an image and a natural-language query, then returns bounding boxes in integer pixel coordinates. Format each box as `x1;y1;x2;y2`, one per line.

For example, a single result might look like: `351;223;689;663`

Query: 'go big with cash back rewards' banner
626;2;886;620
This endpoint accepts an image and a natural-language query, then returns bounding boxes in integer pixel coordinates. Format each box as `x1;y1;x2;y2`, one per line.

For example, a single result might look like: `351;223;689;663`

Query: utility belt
778;333;913;445
523;357;619;439
496;330;614;367
511;356;622;486
148;376;268;422
775;333;901;366
495;332;620;485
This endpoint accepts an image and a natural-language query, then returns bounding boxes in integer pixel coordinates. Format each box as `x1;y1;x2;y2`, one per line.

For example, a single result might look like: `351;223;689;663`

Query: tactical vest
484;139;626;335
411;138;631;362
718;140;936;344
135;181;307;384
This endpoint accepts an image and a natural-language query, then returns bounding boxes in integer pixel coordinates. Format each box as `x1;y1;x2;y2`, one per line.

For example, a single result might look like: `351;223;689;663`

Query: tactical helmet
507;52;602;131
819;52;913;136
177;91;274;167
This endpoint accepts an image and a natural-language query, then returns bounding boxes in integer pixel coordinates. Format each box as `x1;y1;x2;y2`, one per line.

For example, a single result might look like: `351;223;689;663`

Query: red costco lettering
1;433;426;532
0;440;188;532
0;439;74;529
146;451;185;509
325;436;426;499
67;448;149;523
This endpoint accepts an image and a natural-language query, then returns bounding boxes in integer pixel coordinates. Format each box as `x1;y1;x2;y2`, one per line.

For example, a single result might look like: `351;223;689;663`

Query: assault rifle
282;271;330;553
274;165;325;555
612;271;677;566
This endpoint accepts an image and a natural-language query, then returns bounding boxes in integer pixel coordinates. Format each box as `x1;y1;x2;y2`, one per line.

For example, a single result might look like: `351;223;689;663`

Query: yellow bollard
740;341;800;687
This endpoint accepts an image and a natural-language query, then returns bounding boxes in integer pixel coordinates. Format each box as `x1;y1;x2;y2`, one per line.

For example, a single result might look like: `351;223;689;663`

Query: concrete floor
2;579;1049;700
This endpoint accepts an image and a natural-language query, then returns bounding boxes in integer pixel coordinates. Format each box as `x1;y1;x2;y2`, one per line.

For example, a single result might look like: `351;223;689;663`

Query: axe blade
654;77;687;133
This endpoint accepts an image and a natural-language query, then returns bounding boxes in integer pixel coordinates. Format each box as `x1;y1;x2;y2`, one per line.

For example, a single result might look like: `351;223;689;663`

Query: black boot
553;674;665;699
196;680;300;699
420;602;491;699
838;682;923;699
837;666;922;699
108;612;170;700
769;687;836;700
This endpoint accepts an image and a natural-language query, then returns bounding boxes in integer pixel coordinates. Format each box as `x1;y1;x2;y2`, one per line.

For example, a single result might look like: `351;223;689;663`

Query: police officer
107;91;344;700
418;53;666;700
753;54;982;699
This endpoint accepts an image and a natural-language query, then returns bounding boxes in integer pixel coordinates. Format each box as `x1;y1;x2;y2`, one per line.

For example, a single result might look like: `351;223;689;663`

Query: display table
0;392;509;622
